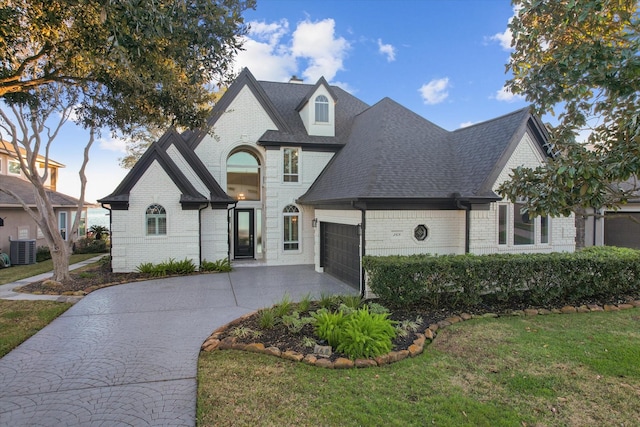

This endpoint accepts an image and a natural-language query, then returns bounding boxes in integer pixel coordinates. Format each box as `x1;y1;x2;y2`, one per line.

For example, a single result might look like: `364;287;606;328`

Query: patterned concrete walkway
0;265;355;426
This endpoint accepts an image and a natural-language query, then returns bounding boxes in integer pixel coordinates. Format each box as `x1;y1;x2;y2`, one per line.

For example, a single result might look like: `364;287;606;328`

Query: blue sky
55;0;525;203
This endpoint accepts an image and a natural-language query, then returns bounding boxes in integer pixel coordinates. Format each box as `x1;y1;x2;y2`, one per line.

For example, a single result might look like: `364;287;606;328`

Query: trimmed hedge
363;247;640;309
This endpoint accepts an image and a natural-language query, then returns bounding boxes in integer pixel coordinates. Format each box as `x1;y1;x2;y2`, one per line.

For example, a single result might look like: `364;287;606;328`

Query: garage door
604;212;640;249
321;222;360;289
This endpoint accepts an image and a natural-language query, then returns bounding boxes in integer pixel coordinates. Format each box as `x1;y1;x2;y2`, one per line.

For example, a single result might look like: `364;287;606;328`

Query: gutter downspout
100;203;113;272
454;194;470;254
227;202;238;262
198;203;209;268
352;201;366;298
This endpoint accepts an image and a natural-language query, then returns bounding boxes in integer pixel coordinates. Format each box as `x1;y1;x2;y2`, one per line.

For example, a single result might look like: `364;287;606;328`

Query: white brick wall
111;161;202;272
469;132;576;255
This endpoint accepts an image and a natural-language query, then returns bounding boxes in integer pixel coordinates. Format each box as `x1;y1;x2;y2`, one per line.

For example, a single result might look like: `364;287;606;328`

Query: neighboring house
0;141;86;260
99;68;576;294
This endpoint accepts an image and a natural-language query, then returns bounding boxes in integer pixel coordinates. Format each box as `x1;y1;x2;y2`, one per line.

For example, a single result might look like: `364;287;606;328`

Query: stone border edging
200;300;640;369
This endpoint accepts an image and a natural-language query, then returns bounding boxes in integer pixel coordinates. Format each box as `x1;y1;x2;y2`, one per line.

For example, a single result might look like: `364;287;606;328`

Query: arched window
283;205;300;251
227;150;261;201
146;204;166;235
315;95;329;123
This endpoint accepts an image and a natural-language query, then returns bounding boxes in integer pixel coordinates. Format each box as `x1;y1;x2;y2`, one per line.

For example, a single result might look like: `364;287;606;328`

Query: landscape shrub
200;258;232;272
36;246;51;262
135;258;197;277
363;247;640;309
73;237;108;254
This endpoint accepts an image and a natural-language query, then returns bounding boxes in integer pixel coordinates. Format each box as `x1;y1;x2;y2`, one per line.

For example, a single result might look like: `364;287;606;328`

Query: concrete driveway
0;265;355;426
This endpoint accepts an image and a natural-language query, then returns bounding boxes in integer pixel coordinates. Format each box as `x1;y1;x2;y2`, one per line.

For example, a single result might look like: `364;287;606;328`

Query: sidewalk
0;255;104;302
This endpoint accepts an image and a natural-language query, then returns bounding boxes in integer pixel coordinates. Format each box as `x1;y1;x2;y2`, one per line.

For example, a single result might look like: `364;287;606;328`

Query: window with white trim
315;95;329;123
497;203;550;246
8;160;21;175
58;211;67;240
283;148;299;182
283;205;300;251
146;204;167;235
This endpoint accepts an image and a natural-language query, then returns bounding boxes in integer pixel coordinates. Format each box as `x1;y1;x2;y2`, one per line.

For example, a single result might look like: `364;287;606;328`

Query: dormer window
315;95;329;123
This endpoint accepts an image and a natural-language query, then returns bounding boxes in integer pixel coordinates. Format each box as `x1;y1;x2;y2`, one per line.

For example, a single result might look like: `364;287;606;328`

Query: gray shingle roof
0;175;81;207
299;104;547;205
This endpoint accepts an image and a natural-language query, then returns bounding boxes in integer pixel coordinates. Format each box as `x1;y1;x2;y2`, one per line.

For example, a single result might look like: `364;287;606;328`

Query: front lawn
197;309;640;426
0;253;98;285
0;300;72;358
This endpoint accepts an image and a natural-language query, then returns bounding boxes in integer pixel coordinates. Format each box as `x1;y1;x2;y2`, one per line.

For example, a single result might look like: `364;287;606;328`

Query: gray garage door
321;222;360;289
604;212;640;249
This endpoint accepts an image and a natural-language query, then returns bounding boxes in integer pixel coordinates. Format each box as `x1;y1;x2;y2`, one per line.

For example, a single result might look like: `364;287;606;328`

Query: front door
234;209;254;258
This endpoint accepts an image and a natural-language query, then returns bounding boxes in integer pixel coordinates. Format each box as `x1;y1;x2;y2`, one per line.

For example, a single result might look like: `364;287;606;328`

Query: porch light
312;218;318;228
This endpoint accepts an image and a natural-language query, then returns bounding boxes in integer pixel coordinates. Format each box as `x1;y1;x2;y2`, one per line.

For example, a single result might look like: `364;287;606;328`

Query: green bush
312;308;346;348
36;246;51;262
363;247;640;309
200;258;232;272
135;258;197;277
335;307;396;359
73;237;108;254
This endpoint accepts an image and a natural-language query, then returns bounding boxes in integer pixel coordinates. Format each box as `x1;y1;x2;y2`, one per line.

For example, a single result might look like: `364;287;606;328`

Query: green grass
197;309;640;426
0;300;72;357
0;253;98;285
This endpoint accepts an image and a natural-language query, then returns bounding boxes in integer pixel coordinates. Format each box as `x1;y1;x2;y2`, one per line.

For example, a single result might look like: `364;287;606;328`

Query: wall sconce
0;218;4;227
312;218;318;228
356;223;362;236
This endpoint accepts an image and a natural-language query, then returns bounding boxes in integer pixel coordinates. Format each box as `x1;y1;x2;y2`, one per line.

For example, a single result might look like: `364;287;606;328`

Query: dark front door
234;209;254;258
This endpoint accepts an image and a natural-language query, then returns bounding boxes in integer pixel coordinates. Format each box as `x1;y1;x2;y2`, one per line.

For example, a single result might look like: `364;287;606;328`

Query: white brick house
99;69;575;293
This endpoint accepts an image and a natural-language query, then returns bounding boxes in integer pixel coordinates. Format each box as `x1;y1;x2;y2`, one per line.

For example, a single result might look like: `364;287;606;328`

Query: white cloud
459;121;476;128
487;5;521;51
98;135;128;153
494;85;524;103
377;39;396;62
233;18;350;84
291;19;350;82
419;78;450;105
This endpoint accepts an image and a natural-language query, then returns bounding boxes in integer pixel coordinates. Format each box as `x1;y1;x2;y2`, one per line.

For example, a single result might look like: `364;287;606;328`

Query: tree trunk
49;234;71;282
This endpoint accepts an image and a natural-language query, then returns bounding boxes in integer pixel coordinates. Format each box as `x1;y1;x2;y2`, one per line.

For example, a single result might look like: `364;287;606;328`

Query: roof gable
98;129;233;208
0;175;80;207
295;76;338;112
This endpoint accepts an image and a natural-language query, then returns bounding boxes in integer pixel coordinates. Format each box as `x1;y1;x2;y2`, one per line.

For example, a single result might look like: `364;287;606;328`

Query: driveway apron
0;265;355;426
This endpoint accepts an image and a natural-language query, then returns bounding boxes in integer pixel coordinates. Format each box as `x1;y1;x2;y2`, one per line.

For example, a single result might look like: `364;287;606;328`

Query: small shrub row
136;258;232;277
73;237;108;254
363;246;640;309
36;246;51;262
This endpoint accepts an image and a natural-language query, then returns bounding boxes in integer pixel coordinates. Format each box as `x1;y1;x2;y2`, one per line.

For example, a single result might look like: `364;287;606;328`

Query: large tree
498;0;640;218
0;0;254;281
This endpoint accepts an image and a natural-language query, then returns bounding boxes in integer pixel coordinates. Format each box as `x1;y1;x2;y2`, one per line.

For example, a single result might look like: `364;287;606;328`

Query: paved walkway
0;265;355;426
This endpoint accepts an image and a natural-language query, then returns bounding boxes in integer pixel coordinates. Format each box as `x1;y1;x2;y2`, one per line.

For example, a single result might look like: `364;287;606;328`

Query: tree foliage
0;0;254;131
498;0;640;217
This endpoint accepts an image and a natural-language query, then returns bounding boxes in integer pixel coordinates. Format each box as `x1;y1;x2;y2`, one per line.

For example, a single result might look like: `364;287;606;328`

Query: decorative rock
202;338;220;351
374;354;390;366
437;320;452;328
315;358;334;369
617;303;634;310
631;300;640;308
604;304;619;312
408;344;423;357
413;334;426;347
62;291;75;296
281;350;304;362
230;342;247;351
218;337;237;350
587;304;603;312
551;308;562;314
245;343;265;353
84;286;98;293
387;350;409;363
303;354;317;365
262;346;281;357
511;310;525;317
524;309;539;316
482;313;499;318
355;358;378;368
334;357;355;369
446;316;462;324
538;309;552;315
577;305;590;313
460;313;473;321
424;329;435;340
428;324;439;332
313;344;332;358
560;306;577;314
